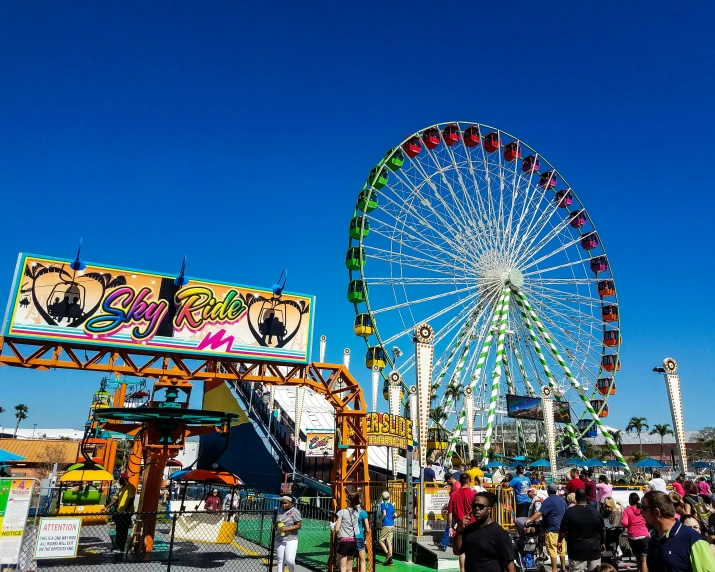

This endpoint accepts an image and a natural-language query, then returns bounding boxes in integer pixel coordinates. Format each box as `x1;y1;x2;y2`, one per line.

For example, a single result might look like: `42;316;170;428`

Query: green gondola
384;148;405;171
368;166;389;190
345;247;366;270
347;280;367;303
357;188;378;213
349;216;370;239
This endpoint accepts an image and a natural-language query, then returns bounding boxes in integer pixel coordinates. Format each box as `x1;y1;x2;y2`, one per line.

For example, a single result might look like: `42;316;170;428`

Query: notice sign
0;479;34;564
422;485;450;532
34;518;82;559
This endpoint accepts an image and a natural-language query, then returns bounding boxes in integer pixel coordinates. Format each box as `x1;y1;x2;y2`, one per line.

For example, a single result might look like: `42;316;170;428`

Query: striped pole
515;290;628;468
446;290;508;460
502;351;527;455
481;289;512;459
513;293;583;456
436;315;478;410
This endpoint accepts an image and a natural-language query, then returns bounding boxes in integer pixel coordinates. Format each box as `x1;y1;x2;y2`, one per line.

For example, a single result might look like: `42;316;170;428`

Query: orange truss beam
0;336;371;570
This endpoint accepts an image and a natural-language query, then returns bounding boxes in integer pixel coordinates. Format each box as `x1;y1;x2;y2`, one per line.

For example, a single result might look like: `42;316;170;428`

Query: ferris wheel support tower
656;358;687;474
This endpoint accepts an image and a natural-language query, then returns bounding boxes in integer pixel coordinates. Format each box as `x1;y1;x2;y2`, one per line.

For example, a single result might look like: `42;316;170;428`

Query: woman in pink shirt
596;475;613;504
621;492;649;572
698;477;712;504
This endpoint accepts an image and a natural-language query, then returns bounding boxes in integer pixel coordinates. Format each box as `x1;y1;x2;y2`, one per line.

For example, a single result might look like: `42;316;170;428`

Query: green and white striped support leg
510;337;537;397
481;290;512;459
435;316;476;409
515;290;629;469
503;354;527;454
446;290;508;460
513;295;583;456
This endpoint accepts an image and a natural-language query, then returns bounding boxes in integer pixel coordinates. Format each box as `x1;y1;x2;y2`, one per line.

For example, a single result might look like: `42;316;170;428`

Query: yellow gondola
353;314;375;337
365;346;386;369
427;426;449;451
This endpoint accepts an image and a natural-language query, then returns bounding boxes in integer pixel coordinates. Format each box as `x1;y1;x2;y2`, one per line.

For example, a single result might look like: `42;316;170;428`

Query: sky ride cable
512;292;583;456
481;289;512;460
446;289;508;460
514;289;628;469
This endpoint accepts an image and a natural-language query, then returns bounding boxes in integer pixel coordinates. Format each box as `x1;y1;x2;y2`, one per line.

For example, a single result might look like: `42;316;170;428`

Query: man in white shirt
648;470;667;493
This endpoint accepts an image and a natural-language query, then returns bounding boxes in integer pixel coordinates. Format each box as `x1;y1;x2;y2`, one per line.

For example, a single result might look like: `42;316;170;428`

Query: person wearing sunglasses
641;490;715;572
453;492;515;572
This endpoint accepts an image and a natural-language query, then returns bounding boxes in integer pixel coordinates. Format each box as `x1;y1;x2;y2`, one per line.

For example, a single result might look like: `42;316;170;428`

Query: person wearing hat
524;483;568;572
102;472;136;552
379;491;396;566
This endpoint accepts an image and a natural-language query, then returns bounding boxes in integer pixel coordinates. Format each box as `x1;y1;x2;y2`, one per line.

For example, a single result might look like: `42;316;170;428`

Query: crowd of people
435;461;715;572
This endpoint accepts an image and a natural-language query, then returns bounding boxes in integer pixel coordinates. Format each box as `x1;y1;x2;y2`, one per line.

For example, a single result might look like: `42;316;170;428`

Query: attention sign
34;518;82;559
366;413;413;450
3;254;314;364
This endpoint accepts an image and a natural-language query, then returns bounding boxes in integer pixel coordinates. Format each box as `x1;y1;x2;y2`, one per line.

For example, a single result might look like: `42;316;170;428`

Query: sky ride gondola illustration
346;120;626;467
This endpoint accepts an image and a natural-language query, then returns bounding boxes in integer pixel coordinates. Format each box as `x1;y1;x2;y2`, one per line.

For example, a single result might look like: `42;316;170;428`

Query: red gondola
597;377;617;396
402;136;422;158
602;354;620;372
422;127;441;150
539;171;558;189
598;280;615;298
464;126;481;147
442;124;460;146
504;142;521;162
603;330;621;347
602;305;618;322
484;132;501;153
522;155;540;173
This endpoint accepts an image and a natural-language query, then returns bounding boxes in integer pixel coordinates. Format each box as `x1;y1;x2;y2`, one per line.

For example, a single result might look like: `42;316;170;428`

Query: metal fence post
267;507;278;571
166;510;177;572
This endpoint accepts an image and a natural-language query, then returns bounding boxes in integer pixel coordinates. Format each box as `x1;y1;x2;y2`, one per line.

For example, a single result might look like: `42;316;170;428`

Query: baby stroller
513;522;545;572
602;525;625;569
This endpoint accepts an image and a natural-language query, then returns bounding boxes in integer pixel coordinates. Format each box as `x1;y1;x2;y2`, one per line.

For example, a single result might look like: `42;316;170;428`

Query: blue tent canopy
483;461;505;469
529;459;552;468
565;458;585;466
633;458;667;469
604;459;627;467
582;458;605;468
691;461;713;469
0;449;25;463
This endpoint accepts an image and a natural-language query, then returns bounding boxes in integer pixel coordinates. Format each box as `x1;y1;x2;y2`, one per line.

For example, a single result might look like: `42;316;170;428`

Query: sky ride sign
3;254;315;364
0;479;34;565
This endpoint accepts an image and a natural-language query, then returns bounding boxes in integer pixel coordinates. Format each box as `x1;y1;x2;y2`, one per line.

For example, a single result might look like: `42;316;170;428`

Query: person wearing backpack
379;491;396;566
683;480;711;529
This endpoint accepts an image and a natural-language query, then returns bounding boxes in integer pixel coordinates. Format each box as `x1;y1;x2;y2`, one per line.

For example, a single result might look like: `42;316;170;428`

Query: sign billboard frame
3;253;315;365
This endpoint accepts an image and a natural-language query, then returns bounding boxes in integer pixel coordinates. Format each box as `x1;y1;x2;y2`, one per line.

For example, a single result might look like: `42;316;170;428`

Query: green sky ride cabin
347;280;367;303
345;247;366;270
349;216;370;239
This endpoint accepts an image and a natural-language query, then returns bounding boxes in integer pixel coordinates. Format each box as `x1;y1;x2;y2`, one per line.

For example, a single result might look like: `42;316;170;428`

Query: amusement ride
346;121;627;467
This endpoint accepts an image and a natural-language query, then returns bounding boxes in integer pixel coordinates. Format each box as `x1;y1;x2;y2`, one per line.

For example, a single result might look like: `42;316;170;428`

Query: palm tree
650;423;674;457
611;430;623;453
13;404;28;438
625;417;649;451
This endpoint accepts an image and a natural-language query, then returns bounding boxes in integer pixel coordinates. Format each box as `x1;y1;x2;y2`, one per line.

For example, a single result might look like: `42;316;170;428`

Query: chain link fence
13;501;344;572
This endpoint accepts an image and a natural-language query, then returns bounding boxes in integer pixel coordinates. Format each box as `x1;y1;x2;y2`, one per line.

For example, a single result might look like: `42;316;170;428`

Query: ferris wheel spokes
514;290;627;466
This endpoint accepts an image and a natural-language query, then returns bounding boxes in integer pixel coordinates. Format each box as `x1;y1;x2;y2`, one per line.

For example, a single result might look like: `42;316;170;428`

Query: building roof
0;439;80;464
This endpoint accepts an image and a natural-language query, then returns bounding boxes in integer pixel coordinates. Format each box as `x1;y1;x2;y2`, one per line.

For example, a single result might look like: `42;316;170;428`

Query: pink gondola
539;171;558;189
590;256;608;273
522;155;540;173
570;210;587;228
554;190;573;208
581;233;599;250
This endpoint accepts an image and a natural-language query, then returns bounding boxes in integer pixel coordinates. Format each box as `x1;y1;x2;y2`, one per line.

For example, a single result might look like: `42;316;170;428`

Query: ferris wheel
346;121;626;466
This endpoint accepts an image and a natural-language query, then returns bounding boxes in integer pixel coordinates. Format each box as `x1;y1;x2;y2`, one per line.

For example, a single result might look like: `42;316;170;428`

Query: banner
506;394;571;423
0;479;34;564
305;430;335;457
366;413;413;450
3;254;315;364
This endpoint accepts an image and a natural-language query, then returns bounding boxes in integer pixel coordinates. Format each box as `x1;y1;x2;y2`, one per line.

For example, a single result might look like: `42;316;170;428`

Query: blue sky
0;1;713;434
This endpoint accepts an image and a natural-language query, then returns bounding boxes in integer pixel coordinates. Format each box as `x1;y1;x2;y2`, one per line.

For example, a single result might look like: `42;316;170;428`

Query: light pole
32;424;37;439
653;358;687;473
